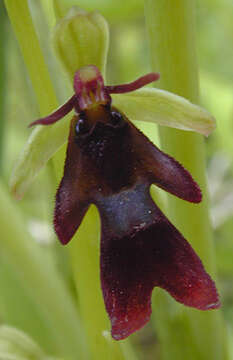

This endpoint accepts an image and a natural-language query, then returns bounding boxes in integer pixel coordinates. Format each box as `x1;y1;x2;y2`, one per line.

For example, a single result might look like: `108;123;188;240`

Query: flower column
145;1;228;359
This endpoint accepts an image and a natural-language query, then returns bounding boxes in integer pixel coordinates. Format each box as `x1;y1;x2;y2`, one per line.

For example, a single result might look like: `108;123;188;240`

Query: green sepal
52;6;109;80
112;88;216;136
10;116;70;200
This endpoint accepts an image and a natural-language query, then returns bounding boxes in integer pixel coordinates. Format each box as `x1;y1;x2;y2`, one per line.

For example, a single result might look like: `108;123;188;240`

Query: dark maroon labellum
29;65;220;341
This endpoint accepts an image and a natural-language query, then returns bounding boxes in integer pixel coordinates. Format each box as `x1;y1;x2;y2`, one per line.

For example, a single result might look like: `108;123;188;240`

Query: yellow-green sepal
113;88;216;136
52;6;109;80
10;116;70;200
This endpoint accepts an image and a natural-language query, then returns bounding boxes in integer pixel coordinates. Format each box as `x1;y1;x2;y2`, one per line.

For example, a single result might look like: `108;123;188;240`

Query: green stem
0;3;7;173
144;1;228;359
4;0;58;115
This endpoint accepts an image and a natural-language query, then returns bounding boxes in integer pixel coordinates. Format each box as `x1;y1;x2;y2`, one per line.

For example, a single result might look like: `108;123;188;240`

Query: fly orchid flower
29;65;219;340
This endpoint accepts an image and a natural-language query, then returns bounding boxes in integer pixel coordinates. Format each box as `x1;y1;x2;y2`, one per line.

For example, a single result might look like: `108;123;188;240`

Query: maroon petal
148;149;202;203
54;177;89;244
54;116;90;244
29;95;76;127
98;184;219;340
106;73;160;94
129;123;202;203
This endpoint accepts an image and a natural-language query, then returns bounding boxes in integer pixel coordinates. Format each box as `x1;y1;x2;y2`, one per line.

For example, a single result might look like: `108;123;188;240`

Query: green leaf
112;88;216;136
0;325;62;360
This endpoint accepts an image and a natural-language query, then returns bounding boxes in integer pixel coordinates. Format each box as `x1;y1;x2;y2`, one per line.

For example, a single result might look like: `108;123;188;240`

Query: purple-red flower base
30;66;220;340
29;66;159;127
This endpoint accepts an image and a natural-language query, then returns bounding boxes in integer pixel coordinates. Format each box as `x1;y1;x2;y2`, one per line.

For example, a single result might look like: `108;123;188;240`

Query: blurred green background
1;0;233;358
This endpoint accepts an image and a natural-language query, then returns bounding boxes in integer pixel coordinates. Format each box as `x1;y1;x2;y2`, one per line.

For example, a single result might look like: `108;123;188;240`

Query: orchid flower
29;65;219;340
10;7;216;201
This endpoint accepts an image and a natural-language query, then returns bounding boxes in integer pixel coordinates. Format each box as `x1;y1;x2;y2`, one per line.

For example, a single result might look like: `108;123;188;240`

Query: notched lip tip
197;297;221;311
111;330;136;341
206;300;221;310
111;313;151;340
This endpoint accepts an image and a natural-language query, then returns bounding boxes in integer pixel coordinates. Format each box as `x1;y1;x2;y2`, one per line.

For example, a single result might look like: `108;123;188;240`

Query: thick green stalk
0;2;7;172
144;1;228;359
4;0;58;115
